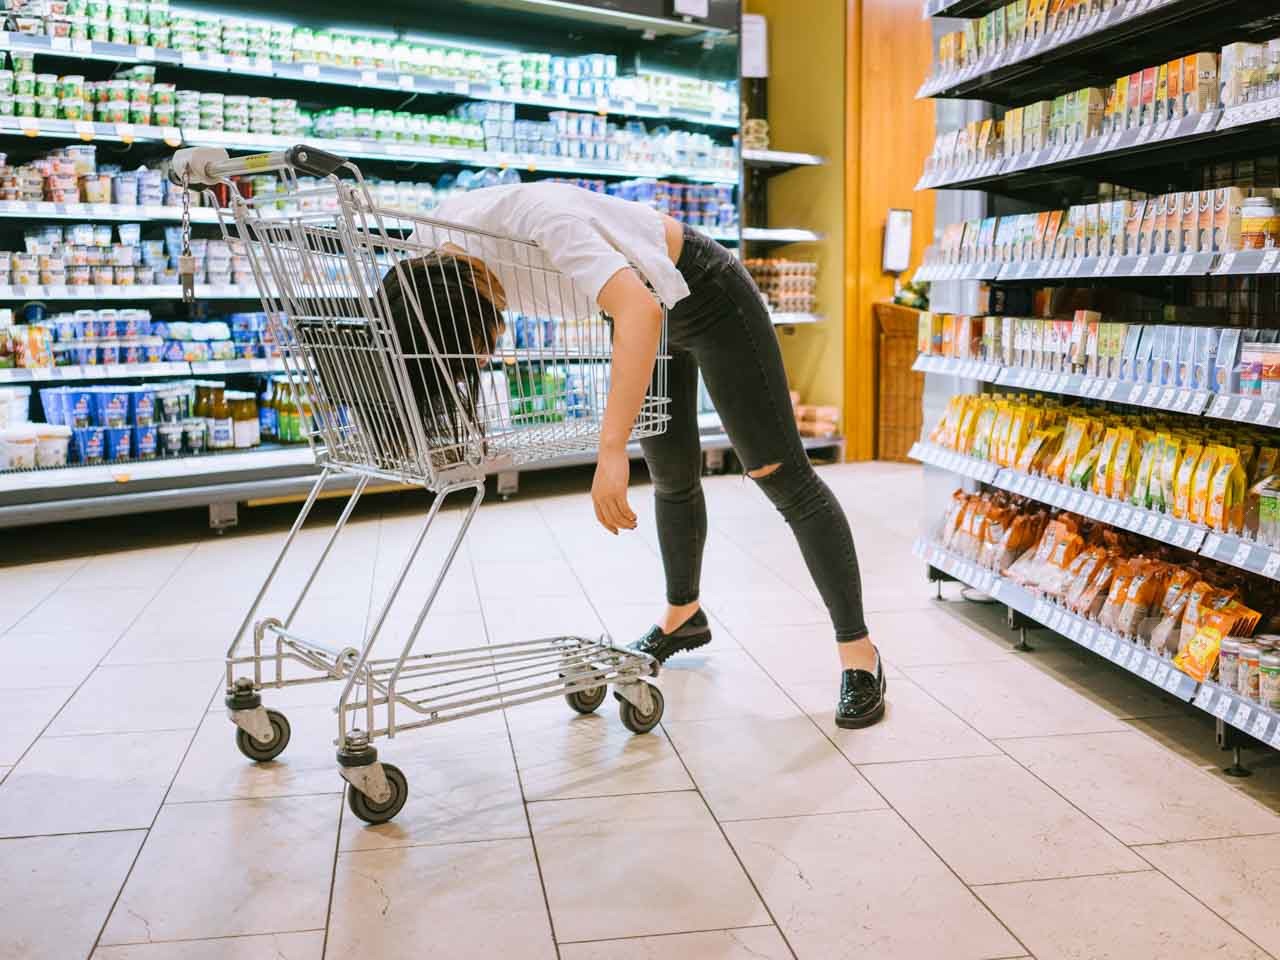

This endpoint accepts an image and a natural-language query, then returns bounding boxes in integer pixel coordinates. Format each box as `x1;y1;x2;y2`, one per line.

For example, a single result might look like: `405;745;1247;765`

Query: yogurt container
91;387;129;427
34;423;71;467
132;423;156;459
129;387;155;425
157;421;183;456
0;424;38;469
71;425;104;463
103;425;131;461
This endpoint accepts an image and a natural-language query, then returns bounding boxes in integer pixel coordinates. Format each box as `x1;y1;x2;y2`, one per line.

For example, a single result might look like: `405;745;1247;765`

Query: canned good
1239;642;1262;702
1261;651;1280;710
1219;638;1240;692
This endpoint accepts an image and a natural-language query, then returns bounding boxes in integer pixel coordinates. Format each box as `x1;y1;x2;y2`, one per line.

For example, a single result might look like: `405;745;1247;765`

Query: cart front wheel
347;763;408;825
618;685;664;734
565;685;607;714
235;709;291;762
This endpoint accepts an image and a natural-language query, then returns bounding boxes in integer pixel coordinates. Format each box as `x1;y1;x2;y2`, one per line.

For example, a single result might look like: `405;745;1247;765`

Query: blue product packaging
103;426;132;461
258;398;277;438
129;388;155;426
63;389;94;428
71;426;105;463
39;387;66;426
162;340;186;362
92;388;131;427
52;315;79;341
132;424;157;459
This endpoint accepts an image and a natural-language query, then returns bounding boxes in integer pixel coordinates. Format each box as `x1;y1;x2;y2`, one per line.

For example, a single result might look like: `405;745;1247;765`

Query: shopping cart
171;144;669;824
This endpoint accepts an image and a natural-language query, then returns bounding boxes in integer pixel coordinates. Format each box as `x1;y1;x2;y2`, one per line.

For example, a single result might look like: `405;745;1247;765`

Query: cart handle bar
170;144;348;188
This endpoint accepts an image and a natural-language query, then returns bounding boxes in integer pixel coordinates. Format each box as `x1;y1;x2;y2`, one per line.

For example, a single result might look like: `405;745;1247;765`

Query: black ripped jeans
639;226;869;643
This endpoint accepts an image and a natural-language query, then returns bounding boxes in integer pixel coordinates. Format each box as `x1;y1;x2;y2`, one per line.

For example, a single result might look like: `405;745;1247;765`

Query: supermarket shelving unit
912;0;1280;772
0;1;850;526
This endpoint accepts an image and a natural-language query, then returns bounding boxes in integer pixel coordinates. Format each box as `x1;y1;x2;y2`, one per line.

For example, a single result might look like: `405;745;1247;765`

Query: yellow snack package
971;400;999;460
1158;435;1183;511
1207;448;1246;533
1096;559;1135;628
1015;426;1063;474
987;402;1014;464
1108;427;1137;501
1091;427;1121;496
1174;608;1233;683
1048;416;1085;482
1188;444;1222;526
1133;434;1163;509
1172;442;1203;519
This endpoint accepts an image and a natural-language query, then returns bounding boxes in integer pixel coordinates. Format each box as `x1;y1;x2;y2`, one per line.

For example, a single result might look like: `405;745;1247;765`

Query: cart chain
179;173;196;303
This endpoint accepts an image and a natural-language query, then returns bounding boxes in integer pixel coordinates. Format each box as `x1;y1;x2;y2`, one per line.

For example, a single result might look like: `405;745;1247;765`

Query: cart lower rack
173;143;669;824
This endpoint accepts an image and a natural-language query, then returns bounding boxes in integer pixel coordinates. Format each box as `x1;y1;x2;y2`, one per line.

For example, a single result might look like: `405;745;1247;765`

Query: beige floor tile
665;714;885;821
509;699;692;801
67;545;195;590
705;589;828;634
14;586;156;635
167;705;344;804
326;839;555;960
100;794;338;944
861;755;1145;884
791;675;1001;764
866;607;1013;667
0;830;145;960
0;630;118;688
1000;731;1280;844
0;557;85;633
0;730;191;837
656;650;799;723
0;687;75;764
730;624;846;687
906;660;1130;739
103;627;232;665
340;715;528;851
725;809;1022;960
1137;835;1280;956
531;791;768;943
975;871;1268;960
480;594;605;648
92;931;324;959
558;926;792;960
48;662;219;736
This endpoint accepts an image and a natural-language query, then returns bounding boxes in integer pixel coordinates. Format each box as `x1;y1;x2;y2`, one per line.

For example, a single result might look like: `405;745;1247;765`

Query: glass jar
1218;638;1241;692
1241;196;1277;250
208;384;233;449
229;390;259;448
1238;641;1262;702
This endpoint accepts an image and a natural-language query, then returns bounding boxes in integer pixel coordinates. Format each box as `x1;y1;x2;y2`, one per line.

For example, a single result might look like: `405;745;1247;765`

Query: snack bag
1074;552;1119;618
1188;444;1222;526
1048;417;1087;482
1207;448;1246;533
1116;561;1166;637
1091;427;1121;496
1069;442;1102;490
971;401;1000;461
1150;568;1196;655
1133;434;1163;509
1016;426;1062;474
938;489;971;545
1159;436;1183;512
1179;581;1232;648
1172;442;1203;519
1174;608;1233;682
1042;536;1091;596
1108;427;1137;501
1059;546;1105;605
1255;446;1278;485
1097;559;1135;628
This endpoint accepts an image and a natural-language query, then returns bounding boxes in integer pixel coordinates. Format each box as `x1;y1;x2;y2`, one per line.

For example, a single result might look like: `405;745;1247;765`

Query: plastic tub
34;424;71;467
0;424;39;469
91;388;130;427
63;388;94;428
132;423;156;459
71;425;104;463
157;421;183;456
129;387;155;425
103;425;131;461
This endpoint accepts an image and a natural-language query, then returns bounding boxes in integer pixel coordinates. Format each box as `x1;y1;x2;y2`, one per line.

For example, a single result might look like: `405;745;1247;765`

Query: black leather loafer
835;654;887;729
628;609;712;664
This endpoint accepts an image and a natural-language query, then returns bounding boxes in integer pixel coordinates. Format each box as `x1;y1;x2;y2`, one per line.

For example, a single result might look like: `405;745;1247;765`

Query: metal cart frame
171;144;668;824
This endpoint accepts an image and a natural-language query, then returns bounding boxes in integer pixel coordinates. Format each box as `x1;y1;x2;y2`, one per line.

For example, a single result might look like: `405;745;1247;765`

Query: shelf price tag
1232;701;1254;730
1159;387;1176;408
1260;250;1280;273
1219;252;1237;274
74;120;94;142
1159;256;1177;275
398;74;416;90
1234;398;1254;421
1203;533;1223;557
302;63;321;79
1262;553;1280;579
114;122;135;144
1231;541;1253;567
17;116;38;137
1209;394;1232;418
1251;711;1271;740
1134;255;1150;274
1116;506;1133;529
1177;253;1194;273
1195;110;1218;134
1154;663;1171;687
1257;401;1277;425
1172;525;1189;548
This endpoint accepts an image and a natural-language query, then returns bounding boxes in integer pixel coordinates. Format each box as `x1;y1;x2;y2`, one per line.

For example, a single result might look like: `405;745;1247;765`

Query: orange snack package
1174;608;1235;682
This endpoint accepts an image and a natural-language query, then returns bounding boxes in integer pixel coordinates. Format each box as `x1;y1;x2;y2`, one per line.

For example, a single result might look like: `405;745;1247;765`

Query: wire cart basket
171;144;670;824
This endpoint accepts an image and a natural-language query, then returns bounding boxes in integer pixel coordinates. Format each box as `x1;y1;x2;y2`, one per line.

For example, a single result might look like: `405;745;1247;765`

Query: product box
1134;326;1155;382
978;13;994;57
918;311;940;354
1110;200;1129;256
1181;191;1199;253
1140;66;1159;126
1050;95;1067;145
1096;201;1112;257
1009;0;1027;44
978;216;998;261
1111;76;1129;132
1005;106;1024;156
1119;324;1143;379
1025;100;1052;151
1151;195;1168;255
1187;52;1220;114
1084;202;1101;257
1126;71;1143;129
1066;205;1085;257
1167;193;1182;256
1198;189;1215;251
1138;199;1159;255
1047;0;1068;31
994;217;1016;261
1215;186;1246;252
1079;87;1105;140
1125;198;1147;257
1042;209;1064;259
1102;81;1121;134
1166;57;1183;120
1193;327;1220;390
1216;328;1242;392
1155;64;1169;124
993;7;1007;51
962;20;979;63
976;119;995;159
1175;325;1196;386
1031;211;1052;259
1084;312;1102;376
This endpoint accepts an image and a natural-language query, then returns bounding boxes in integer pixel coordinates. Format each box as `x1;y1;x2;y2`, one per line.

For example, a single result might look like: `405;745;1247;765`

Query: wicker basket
875;301;925;462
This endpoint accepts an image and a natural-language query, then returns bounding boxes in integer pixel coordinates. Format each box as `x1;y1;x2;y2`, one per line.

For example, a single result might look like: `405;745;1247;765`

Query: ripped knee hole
747;462;782;479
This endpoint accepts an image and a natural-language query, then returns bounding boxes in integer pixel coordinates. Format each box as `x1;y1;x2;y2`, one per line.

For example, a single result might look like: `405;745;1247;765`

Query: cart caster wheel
565;685;607;714
617;685;664;734
235;709;291;762
347;763;408;825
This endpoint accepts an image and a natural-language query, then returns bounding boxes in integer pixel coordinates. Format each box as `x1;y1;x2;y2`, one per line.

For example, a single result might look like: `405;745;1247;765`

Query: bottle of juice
278;379;300;442
209;384;234;449
258;377;277;441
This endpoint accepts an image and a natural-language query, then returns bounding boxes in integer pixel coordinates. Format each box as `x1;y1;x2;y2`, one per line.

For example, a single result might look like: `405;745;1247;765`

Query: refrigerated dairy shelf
0;31;737;130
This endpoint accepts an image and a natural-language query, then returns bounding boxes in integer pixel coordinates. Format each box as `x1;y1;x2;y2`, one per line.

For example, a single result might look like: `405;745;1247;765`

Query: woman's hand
592;445;637;535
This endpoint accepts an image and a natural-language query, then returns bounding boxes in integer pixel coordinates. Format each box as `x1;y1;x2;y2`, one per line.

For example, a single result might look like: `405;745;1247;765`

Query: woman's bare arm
591;267;664;534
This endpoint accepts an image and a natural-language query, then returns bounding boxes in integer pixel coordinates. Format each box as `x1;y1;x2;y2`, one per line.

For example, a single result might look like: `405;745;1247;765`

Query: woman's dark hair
380;253;505;459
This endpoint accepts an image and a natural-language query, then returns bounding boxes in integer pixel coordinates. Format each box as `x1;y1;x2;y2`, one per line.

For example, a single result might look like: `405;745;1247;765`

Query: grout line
41;726;201;740
319;771;347;959
164;789;345;806
468;535;563;960
95;927;327;949
1129;831;1280;848
0;825;149;843
970;866;1160;891
716;807;891;825
532;498;804;960
0;554;94;640
556;922;779;947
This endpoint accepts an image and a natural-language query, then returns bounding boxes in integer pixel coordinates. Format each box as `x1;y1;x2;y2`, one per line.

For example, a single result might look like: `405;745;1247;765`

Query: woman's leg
638;348;707;627
682;254;883;723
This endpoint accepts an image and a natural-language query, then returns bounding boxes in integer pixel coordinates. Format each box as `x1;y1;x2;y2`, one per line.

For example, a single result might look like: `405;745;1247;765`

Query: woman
393;181;885;728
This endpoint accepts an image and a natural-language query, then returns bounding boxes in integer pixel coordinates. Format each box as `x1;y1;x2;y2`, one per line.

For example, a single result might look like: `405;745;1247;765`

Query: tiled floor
3;461;1280;960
